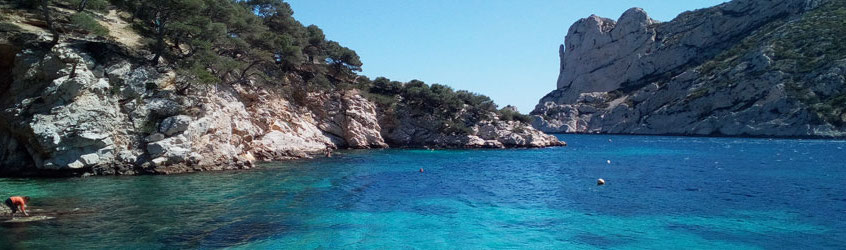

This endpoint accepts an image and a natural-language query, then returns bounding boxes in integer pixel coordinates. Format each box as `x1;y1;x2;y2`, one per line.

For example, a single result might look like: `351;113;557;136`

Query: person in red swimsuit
4;196;30;217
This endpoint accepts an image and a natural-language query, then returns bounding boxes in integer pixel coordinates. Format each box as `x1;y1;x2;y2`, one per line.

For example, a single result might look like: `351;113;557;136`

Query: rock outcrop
533;0;846;138
380;106;563;149
0;30;564;176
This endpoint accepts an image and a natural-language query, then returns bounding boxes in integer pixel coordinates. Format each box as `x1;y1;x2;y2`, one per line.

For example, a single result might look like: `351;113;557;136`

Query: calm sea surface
1;135;844;249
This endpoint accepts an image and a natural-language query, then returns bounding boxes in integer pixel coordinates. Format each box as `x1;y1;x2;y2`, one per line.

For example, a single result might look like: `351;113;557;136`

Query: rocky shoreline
0;30;564;177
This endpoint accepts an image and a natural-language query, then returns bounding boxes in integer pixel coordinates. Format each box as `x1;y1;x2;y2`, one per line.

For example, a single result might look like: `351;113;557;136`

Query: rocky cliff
0;27;563;176
532;0;846;137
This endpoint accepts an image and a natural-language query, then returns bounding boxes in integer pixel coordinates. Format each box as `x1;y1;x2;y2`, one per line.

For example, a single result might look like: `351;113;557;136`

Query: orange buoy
597;178;606;186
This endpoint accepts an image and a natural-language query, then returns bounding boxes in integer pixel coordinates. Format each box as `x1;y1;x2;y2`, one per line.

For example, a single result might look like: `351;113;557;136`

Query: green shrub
355;77;502;135
306;74;332;90
812;93;846;126
498;108;532;123
361;92;397;108
369;77;403;96
70;12;109;37
441;120;474;135
185;64;220;84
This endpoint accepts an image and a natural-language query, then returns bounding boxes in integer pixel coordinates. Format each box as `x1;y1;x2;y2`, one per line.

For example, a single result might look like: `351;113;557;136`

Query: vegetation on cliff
356;77;500;135
4;0;525;136
533;0;845;137
696;0;846;126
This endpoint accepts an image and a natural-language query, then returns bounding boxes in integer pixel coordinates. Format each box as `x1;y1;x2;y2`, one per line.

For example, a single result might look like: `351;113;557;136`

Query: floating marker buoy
608;139;612;142
597;178;605;186
606;160;611;164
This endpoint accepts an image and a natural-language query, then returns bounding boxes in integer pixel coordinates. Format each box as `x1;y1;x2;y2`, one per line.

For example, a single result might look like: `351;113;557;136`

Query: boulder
159;115;191;136
151;157;168;167
67;160;85;169
79;153;100;166
145;133;165;143
146;98;182;117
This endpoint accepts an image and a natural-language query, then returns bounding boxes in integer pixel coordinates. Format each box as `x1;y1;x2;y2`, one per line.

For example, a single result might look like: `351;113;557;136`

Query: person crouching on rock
5;196;30;217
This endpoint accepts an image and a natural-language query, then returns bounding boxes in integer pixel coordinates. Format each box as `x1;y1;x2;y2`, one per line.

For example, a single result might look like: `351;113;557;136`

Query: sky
287;0;729;113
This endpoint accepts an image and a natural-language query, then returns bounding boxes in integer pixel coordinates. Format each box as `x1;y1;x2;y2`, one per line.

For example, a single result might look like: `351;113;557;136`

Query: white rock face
554;1;812;103
556;8;655;94
532;0;846;138
0;38;563;175
0;41;360;174
305;90;388;149
340;93;388;148
1;45;130;172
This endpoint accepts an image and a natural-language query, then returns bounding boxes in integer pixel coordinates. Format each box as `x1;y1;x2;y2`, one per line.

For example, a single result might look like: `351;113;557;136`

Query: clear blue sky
287;0;728;113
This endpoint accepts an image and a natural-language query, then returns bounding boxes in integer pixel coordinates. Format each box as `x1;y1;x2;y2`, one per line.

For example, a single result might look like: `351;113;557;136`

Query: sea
0;134;844;249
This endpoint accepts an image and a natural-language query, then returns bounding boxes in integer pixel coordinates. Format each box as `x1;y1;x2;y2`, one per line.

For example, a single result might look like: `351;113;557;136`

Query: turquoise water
1;135;845;249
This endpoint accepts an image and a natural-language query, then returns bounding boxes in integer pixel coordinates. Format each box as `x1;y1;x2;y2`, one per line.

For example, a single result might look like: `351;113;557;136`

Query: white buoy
606;160;611;164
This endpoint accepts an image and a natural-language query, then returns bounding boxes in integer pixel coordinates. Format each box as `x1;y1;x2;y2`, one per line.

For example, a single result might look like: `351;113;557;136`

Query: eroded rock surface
0;36;563;176
533;0;846;138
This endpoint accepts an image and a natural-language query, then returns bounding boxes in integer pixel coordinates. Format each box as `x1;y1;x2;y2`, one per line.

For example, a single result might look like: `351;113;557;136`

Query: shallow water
1;135;845;249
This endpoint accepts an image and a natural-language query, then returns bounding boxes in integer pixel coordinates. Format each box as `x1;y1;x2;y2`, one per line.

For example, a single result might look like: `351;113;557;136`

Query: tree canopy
21;0;526;135
105;0;362;85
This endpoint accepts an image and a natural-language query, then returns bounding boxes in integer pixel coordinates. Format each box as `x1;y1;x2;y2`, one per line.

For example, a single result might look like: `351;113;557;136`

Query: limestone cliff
532;0;846;137
0;30;563;176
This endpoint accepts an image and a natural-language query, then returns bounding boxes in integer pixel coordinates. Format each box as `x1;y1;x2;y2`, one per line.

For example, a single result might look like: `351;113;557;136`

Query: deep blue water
1;134;845;249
